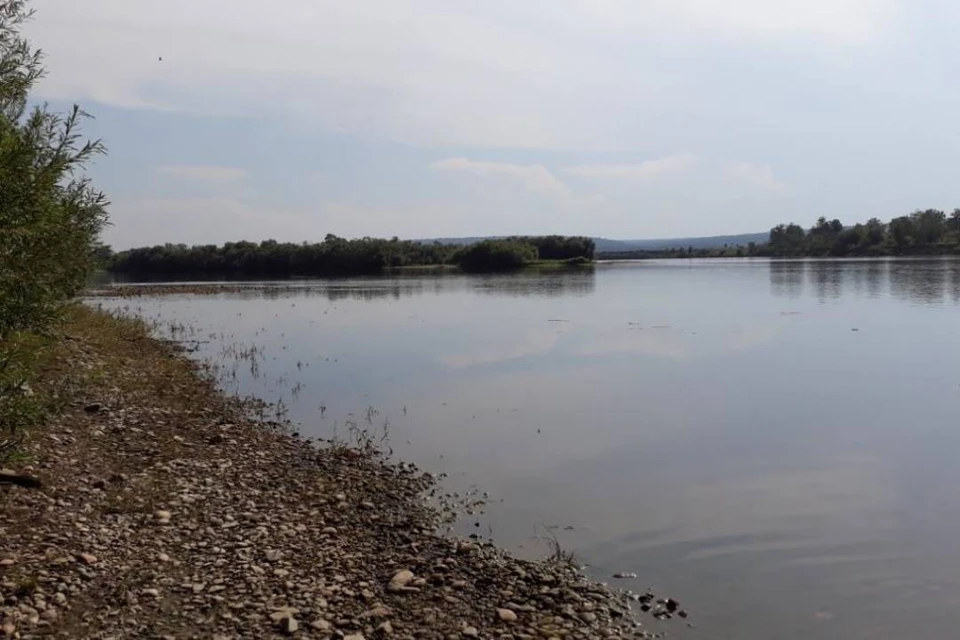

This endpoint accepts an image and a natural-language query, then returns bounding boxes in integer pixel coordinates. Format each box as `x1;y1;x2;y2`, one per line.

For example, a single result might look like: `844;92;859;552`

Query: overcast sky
23;0;960;248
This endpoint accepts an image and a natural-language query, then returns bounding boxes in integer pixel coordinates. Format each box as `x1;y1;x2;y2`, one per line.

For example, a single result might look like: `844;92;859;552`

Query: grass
526;258;594;270
535;526;581;569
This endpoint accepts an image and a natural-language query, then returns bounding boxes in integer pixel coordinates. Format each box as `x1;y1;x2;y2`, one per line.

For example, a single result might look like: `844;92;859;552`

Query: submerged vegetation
105;235;595;277
0;0;109;457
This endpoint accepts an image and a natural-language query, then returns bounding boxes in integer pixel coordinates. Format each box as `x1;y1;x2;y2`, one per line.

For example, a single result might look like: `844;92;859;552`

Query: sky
22;0;960;248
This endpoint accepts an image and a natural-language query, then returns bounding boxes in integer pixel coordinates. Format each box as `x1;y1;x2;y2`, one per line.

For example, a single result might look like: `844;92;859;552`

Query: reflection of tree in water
889;259;948;305
842;260;888;300
768;258;960;305
224;278;461;302
769;260;804;298
863;261;886;299
322;283;434;302
951;260;960;304
231;272;596;301
468;270;597;298
808;260;845;302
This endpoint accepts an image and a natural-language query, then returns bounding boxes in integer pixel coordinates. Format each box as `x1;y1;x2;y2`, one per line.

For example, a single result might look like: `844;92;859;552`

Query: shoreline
1;305;677;639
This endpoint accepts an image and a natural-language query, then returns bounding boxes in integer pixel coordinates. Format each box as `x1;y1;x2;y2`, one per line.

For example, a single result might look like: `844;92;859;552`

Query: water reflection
469;270;596;298
769;258;959;305
889;260;948;305
951;261;960;304
93;257;960;640
809;261;844;302
769;261;804;299
97;268;597;302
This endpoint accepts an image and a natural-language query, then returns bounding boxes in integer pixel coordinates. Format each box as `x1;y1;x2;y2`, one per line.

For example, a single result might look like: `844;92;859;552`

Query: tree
769;223;806;255
951;209;960;234
1;0;109;454
889;216;914;246
864;218;886;246
911;209;946;245
455;240;538;272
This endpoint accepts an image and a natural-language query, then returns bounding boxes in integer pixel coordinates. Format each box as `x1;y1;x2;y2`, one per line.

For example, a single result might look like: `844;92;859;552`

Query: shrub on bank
455;240;539;272
0;1;109;456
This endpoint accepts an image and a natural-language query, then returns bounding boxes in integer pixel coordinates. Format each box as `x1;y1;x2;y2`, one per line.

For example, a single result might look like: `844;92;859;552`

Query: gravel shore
1;306;673;639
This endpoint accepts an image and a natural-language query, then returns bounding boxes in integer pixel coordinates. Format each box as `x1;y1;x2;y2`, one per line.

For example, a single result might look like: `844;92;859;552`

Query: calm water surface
93;258;960;640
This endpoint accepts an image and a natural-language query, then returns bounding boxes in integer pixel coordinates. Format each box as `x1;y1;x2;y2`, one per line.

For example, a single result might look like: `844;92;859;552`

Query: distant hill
593;233;768;252
418;233;769;252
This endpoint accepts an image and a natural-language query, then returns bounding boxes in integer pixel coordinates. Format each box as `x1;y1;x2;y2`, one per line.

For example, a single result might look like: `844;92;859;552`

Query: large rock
497;608;518;623
388;569;415;591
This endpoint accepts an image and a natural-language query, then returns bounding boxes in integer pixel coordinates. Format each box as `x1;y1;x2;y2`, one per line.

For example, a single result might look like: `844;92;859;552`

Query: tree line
766;210;960;256
106;235;595;276
1;1;109;456
597;211;960;260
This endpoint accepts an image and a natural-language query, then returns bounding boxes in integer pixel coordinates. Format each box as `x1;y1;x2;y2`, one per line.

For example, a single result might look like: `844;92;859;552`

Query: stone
463;626;479;637
497;609;518;623
142;588;160;598
377;621;393;635
388;569;415;591
579;612;597;623
311;619;332;631
0;558;14;566
40;608;59;622
158;553;170;562
284;617;299;635
345;634;366;640
155;510;172;523
362;606;392;619
322;527;338;535
78;553;98;565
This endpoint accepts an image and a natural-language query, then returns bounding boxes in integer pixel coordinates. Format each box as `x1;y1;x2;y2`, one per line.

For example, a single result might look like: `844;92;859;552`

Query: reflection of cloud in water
574;323;781;360
442;330;563;369
557;451;895;578
666;455;891;550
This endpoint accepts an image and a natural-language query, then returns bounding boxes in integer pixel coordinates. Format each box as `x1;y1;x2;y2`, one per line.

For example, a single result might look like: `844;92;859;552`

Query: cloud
155;165;248;184
565;154;701;181
569;0;901;45
726;162;788;194
431;157;573;200
24;0;903;149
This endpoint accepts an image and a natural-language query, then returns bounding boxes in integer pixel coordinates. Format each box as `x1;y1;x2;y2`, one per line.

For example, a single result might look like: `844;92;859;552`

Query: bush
455;240;538;272
1;0;108;454
506;235;595;260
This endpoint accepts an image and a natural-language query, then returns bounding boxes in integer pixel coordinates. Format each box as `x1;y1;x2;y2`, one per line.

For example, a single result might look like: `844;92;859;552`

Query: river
92;257;960;639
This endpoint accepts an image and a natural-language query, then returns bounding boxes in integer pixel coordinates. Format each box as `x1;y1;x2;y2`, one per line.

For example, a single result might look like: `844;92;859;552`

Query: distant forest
105;209;960;277
105;235;595;276
765;210;960;257
599;210;960;260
